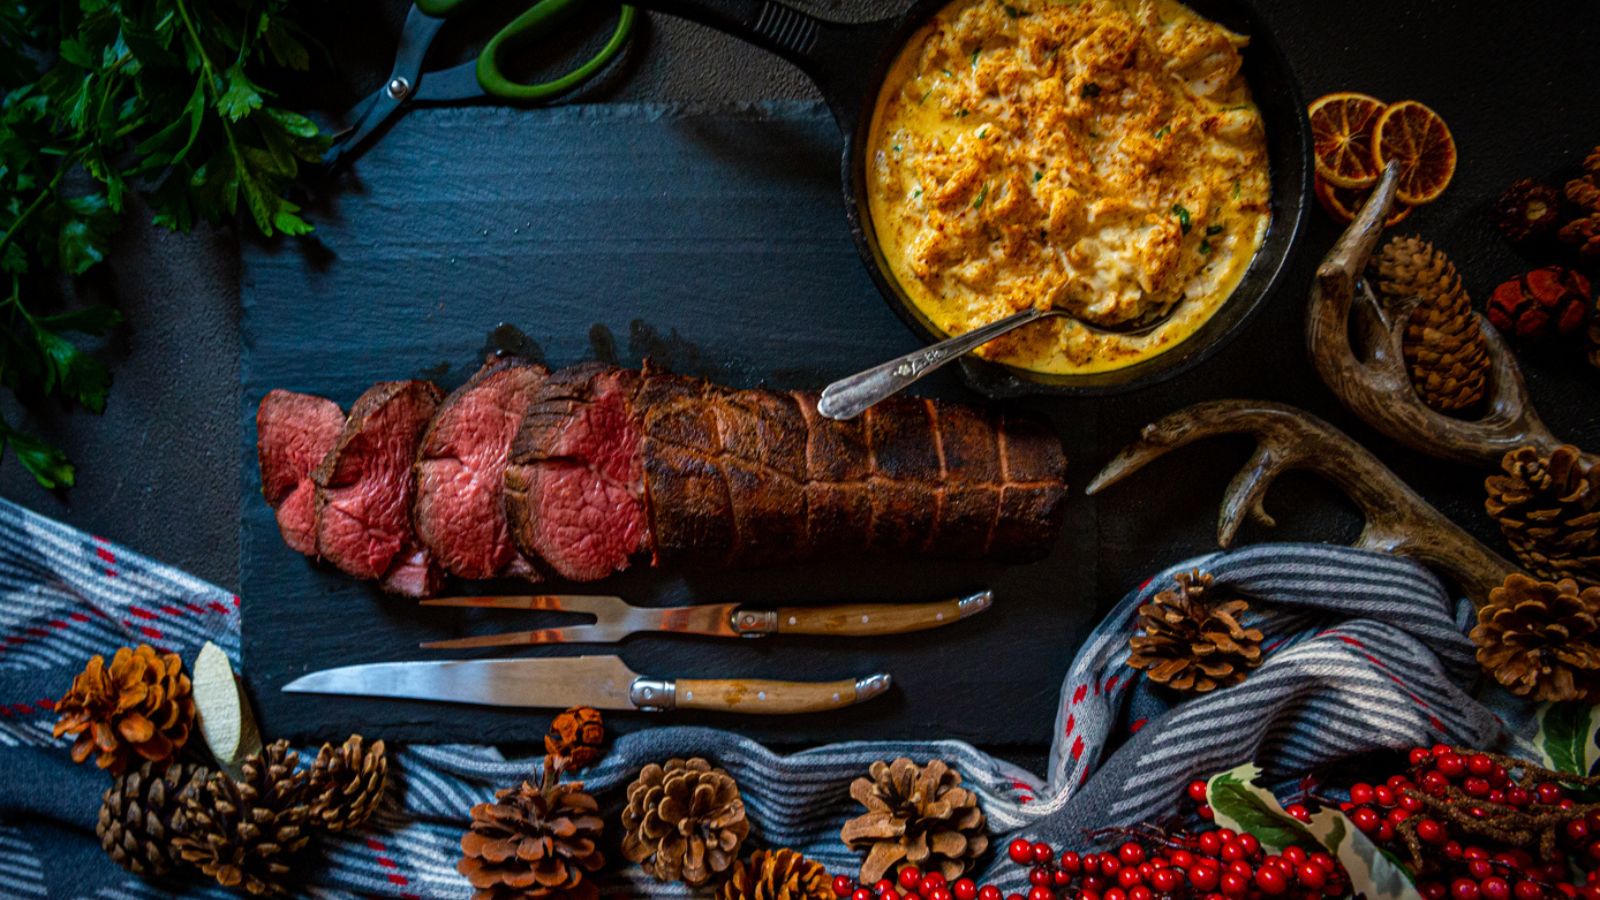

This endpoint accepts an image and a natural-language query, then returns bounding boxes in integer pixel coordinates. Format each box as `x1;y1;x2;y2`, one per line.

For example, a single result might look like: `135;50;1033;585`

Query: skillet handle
626;0;889;126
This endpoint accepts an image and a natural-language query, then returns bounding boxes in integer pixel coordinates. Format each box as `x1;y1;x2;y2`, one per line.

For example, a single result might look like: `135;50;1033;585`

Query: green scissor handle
476;0;636;101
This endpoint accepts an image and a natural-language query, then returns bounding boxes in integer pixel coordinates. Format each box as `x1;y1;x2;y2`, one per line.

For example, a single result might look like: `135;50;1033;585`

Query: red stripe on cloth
14;704;33;715
95;546;115;564
49;619;69;629
1064;714;1075;736
133;625;163;640
25;627;48;638
69;611;91;623
104;568;117;578
1130;718;1147;734
208;601;231;615
160;605;184;617
232;595;241;607
1070;736;1084;760
378;858;398;870
366;839;385;851
1072;684;1088;704
1104;675;1119;694
128;607;157;620
37;698;54;710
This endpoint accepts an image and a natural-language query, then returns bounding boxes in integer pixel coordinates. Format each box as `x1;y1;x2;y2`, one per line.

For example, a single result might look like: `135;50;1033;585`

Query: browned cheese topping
867;0;1271;374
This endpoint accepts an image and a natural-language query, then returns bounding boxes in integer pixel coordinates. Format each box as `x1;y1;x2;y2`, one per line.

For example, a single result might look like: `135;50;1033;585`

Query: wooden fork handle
763;592;992;637
653;674;892;714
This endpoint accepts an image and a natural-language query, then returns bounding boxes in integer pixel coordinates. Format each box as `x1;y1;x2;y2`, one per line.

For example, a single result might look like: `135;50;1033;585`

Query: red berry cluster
1340;745;1600;900
830;813;1346;900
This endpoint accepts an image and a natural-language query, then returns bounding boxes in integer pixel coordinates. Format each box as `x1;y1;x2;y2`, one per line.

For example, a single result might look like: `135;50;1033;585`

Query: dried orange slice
1373;100;1456;205
1314;175;1412;227
1308;92;1386;189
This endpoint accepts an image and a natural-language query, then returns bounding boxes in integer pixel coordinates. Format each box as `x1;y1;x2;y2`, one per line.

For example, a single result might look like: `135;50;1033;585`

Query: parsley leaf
1172;204;1192;233
0;0;327;488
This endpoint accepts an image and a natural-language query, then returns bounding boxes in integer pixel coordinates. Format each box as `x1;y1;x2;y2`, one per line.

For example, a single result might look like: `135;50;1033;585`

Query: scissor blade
282;656;640;710
322;4;448;167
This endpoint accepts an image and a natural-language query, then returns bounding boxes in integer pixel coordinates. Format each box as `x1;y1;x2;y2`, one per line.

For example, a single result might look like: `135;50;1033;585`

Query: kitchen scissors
323;0;636;168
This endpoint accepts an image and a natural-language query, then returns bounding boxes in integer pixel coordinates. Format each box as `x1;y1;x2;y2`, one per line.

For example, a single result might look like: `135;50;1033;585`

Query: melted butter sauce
866;0;1272;375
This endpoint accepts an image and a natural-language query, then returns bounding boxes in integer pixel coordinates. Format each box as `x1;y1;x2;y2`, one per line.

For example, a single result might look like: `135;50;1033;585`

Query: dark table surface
5;0;1599;755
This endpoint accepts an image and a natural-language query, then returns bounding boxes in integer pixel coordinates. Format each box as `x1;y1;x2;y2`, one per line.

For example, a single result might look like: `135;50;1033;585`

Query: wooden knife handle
768;591;992;637
652;674;892;714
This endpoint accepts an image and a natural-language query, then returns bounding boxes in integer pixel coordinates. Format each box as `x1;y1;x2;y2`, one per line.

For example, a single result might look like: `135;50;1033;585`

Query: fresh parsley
1080;82;1101;98
1206;223;1225;236
0;0;326;488
973;183;989;209
1172;204;1192;233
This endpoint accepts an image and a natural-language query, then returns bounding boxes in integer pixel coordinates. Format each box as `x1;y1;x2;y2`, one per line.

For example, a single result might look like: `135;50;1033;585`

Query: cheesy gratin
866;0;1271;374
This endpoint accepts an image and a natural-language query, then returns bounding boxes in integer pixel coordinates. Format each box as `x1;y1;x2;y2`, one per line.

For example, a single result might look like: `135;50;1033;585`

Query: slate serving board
242;0;1600;747
241;102;1101;746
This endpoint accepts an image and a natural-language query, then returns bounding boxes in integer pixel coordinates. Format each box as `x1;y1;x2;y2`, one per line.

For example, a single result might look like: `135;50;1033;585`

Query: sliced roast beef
313;380;443;590
413;358;550;580
640;368;1067;567
256;389;344;556
504;364;648;582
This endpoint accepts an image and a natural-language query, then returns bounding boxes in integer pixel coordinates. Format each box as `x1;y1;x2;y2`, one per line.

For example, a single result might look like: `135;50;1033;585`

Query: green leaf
57;192;117;275
216;63;263;121
1534;702;1600;776
1301;811;1419;899
1171;203;1192;233
2;426;76;490
1206;764;1316;853
33;327;111;411
261;17;310;70
36;303;122;336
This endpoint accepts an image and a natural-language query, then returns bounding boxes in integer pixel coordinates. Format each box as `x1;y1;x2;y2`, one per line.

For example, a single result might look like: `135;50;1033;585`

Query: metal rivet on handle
386;77;411;100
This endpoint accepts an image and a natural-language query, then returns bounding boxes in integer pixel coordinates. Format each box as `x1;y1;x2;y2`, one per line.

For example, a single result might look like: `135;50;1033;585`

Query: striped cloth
0;497;1515;898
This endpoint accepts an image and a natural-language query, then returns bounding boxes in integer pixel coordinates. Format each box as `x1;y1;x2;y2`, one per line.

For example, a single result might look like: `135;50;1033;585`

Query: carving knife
416;590;992;649
281;655;892;714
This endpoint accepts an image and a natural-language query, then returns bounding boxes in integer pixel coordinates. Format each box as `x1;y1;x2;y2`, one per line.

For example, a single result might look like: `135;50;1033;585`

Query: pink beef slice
504;364;648;582
313;380;443;581
413;358;550;580
256;389;345;556
380;542;444;598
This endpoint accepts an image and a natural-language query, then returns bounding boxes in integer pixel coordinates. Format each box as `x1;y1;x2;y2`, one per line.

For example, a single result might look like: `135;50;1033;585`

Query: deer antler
1309;163;1576;468
1085;399;1519;606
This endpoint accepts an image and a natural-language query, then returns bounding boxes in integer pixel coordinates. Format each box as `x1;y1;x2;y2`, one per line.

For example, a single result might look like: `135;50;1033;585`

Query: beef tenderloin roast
413;358;550;580
255;389;344;556
503;364;649;582
313;380;443;592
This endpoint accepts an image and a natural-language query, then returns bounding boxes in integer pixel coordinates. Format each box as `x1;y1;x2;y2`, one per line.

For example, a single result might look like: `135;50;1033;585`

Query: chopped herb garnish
1153;125;1171;139
1034;171;1044;182
1232;180;1241;199
892;143;902;153
1172;204;1192;233
1040;228;1049;241
942;68;953;77
912;187;923;199
1081;83;1101;98
1087;131;1100;139
1205;224;1224;236
973;183;989;209
955;108;970;118
1199;239;1212;255
971;48;982;67
1004;3;1024;17
919;89;933;104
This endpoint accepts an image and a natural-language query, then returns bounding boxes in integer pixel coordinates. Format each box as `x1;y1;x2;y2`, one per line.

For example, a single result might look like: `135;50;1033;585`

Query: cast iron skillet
625;0;1311;396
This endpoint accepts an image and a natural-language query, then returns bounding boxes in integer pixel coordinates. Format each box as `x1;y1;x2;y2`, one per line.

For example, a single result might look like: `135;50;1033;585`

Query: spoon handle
817;308;1046;420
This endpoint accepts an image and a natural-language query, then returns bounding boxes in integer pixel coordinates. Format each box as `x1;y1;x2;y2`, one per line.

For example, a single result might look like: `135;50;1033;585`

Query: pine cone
175;739;312;896
621;757;750;887
53;644;196;774
1471;574;1600;702
1127;569;1264;693
458;761;605;900
1561;147;1600;261
717;848;834;900
1371;235;1490;413
1493;179;1563;245
1485;445;1600;588
545;706;604;769
1487;267;1592;340
98;759;211;878
307;734;387;832
840;757;988;884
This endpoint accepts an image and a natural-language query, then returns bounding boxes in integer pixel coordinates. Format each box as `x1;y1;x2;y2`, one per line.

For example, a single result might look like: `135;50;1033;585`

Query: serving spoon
817;302;1179;420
